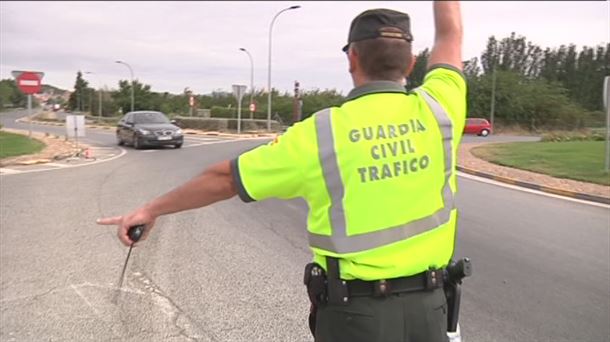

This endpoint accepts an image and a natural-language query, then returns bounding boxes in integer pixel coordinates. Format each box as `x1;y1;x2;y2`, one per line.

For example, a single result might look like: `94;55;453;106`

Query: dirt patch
459;142;610;199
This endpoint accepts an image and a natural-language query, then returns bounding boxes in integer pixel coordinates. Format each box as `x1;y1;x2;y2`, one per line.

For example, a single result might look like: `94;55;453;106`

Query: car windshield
133;112;170;124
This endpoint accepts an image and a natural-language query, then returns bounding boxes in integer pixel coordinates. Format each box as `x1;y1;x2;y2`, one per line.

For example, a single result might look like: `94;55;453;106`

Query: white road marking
184;137;269;148
0;282;145;304
45;162;70;168
134;138;254;151
0;148;127;176
0;168;22;174
71;284;102;317
458;172;610;209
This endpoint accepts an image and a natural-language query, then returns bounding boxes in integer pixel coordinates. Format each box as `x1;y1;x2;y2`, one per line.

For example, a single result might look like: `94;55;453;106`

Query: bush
174;116;281;132
86;115;120;126
211;106;254;118
540;130;605;142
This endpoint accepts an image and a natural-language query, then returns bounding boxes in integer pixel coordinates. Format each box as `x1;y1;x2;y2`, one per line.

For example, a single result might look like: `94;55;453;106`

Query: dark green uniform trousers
314;287;448;342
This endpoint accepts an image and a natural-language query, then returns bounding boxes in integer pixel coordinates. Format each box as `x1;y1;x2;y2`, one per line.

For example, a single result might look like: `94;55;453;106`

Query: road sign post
189;95;195;117
12;70;44;138
66;115;86;158
232;84;247;134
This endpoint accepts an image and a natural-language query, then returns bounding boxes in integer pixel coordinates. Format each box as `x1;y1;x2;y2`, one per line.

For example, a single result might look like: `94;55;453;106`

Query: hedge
540;130;606;142
173;116;282;132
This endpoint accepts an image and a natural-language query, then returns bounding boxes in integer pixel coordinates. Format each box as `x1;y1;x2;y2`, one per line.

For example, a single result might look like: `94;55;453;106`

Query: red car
464;118;492;137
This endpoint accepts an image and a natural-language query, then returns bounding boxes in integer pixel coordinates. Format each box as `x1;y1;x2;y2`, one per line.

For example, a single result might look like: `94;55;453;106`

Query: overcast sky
1;1;608;95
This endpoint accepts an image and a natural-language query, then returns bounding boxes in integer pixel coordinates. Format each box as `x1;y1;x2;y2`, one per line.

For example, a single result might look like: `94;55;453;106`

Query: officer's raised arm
428;1;463;71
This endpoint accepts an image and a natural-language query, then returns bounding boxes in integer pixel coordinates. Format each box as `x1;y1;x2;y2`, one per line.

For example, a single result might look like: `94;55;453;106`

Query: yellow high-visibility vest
233;66;467;280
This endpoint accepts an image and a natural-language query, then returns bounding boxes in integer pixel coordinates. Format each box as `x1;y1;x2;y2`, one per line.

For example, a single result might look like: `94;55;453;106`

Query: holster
303;263;327;337
443;258;472;333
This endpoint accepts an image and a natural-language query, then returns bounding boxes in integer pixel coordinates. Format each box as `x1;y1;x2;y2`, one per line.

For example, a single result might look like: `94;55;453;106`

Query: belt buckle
374;279;391;297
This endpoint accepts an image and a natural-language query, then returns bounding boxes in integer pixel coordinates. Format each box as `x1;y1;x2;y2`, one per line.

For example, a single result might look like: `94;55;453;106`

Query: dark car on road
116;111;183;149
464;118;492;137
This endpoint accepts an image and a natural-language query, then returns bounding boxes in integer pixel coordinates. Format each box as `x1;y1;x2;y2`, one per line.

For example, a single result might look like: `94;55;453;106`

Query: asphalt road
1;110;608;341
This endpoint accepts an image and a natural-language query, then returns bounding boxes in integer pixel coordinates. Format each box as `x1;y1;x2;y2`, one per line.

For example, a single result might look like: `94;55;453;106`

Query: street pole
185;87;193;117
489;65;496;133
238;94;243;134
233;85;246;134
27;94;32;138
89;89;93;115
99;88;103;118
85;71;103;118
267;5;301;131
603;76;610;172
115;60;135;112
239;48;254;119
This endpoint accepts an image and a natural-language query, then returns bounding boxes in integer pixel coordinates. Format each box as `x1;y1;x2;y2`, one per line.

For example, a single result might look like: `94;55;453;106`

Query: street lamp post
115;60;135;112
239;47;254;119
84;71;103;118
267;5;301;131
489;62;497;134
77;70;82;112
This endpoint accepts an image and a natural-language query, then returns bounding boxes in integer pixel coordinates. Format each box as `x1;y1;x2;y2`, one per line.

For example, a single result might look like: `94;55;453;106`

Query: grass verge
0;131;46;159
471;141;610;186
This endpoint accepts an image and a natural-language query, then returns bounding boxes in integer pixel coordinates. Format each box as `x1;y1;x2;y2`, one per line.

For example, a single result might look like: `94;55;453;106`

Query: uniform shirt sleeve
231;118;314;202
420;64;468;133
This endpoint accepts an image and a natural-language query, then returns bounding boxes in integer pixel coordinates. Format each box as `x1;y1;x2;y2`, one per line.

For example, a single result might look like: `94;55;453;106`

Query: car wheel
117;134;124;146
133;135;142;149
174;143;182;149
480;129;490;137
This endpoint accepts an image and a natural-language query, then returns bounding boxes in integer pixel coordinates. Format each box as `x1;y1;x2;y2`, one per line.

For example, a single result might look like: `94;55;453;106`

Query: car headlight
137;128;152;135
174;129;183;136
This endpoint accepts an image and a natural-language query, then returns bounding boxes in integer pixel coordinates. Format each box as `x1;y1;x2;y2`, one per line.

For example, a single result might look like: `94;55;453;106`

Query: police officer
98;1;464;341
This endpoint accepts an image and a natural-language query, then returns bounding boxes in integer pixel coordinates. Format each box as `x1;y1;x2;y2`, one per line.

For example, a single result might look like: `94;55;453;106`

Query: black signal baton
113;225;145;302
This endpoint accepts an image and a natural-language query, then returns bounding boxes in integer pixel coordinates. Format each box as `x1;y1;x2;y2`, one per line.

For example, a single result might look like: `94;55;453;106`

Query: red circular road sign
249;103;256;112
16;72;42;94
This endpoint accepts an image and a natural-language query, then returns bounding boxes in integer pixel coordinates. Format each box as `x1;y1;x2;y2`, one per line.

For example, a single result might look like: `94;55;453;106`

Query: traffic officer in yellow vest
98;1;465;341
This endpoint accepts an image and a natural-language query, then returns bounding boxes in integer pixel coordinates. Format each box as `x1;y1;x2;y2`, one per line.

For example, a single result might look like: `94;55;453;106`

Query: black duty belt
346;269;444;297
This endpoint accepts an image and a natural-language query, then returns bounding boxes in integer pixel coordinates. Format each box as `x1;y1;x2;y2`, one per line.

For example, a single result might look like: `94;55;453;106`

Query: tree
67;71;89;111
111;79;155;113
407;48;430;90
0;79;26;109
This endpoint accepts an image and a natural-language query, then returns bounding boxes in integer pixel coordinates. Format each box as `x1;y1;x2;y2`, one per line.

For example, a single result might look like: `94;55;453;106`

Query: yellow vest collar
346;81;407;101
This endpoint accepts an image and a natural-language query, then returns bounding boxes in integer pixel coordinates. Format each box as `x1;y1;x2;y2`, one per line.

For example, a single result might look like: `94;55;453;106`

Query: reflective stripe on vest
309;88;455;254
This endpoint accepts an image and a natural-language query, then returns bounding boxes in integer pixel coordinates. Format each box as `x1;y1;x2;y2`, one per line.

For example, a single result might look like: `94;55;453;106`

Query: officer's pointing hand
97;208;156;246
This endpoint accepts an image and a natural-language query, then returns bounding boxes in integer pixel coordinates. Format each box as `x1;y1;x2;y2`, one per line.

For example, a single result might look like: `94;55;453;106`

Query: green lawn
471;141;610;185
0;131;46;159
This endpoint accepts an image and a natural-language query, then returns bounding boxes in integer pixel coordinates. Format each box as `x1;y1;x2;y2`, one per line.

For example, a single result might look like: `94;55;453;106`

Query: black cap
343;8;413;52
